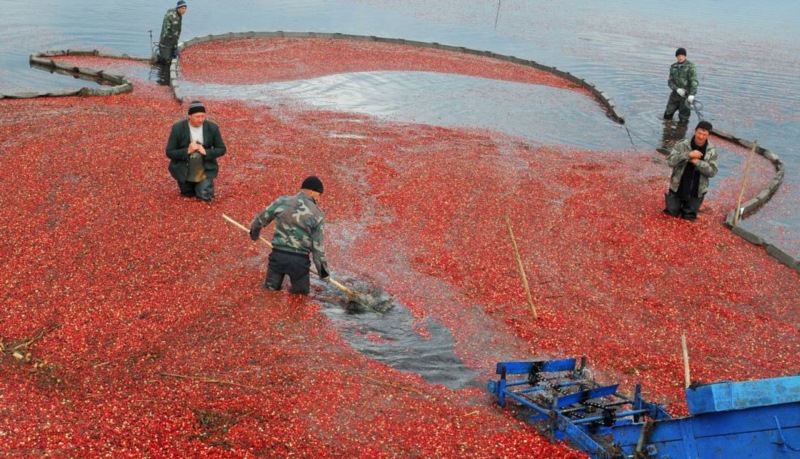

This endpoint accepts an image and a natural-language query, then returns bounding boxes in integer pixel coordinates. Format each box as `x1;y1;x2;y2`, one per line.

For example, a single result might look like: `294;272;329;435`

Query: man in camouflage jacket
664;120;718;221
249;176;331;294
157;0;187;64
663;47;699;124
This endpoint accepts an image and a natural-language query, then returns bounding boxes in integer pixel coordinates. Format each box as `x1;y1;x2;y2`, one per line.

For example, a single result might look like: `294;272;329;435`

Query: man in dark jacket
664;120;718;221
663;47;699;124
165;100;226;202
249;176;331;294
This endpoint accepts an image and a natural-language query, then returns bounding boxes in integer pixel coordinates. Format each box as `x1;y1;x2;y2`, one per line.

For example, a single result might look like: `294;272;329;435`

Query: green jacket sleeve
667;141;691;168
310;219;328;276
251;199;283;232
695;145;717;178
687;63;699;96
160;12;173;44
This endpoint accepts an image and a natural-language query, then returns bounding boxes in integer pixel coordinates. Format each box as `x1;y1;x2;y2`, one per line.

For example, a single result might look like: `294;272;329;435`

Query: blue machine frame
487;357;800;458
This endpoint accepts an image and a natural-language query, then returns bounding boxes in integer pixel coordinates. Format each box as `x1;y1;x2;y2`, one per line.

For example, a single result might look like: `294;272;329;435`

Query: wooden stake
732;141;757;226
505;216;538;320
681;334;691;389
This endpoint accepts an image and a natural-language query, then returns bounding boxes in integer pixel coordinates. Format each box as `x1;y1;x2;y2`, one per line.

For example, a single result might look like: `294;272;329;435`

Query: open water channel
2;0;799;388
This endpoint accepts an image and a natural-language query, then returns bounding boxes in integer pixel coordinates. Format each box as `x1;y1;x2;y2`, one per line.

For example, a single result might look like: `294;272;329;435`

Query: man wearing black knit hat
165;100;227;202
249;176;331;294
157;0;188;64
664;47;699;124
664;120;718;221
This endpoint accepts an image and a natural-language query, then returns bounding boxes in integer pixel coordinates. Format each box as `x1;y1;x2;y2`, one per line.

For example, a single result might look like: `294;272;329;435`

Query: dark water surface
2;0;799;383
317;283;481;390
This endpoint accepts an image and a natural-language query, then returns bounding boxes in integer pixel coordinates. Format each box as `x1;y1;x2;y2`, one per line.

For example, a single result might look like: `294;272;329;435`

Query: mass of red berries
0;39;795;458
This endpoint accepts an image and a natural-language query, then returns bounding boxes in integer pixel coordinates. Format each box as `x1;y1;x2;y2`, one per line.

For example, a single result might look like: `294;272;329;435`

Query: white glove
687;95;695;103
676;88;686;97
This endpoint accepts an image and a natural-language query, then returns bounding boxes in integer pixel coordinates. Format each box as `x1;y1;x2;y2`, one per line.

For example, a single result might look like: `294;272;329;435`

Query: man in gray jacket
664;120;717;221
663;47;699;124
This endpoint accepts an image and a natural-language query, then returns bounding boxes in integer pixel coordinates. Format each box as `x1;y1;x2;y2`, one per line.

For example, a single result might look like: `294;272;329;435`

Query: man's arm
204;123;227;160
159;12;173;44
165;123;190;161
310;220;329;279
250;199;284;239
695;146;718;178
688;63;699;96
667;64;678;92
667;141;690;168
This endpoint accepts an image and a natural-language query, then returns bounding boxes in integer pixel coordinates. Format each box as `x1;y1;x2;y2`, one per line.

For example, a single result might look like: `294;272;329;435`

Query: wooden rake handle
221;213;356;297
505;216;538;320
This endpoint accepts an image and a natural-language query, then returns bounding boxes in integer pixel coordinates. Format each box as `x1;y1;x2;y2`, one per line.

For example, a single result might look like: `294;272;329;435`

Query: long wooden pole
732;141;757;226
681;333;691;389
222;213;359;299
505;216;538;320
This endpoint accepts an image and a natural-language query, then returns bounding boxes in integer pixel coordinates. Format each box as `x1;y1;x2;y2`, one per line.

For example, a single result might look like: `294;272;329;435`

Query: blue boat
487;357;800;458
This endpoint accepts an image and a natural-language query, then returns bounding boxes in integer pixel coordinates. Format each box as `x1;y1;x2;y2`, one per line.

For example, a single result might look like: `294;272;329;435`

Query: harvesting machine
487;357;800;458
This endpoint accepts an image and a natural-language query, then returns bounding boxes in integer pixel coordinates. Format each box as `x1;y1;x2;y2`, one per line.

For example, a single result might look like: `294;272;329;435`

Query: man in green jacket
664;120;717;221
165;100;226;202
157;0;187;64
249;176;331;294
663;47;699;124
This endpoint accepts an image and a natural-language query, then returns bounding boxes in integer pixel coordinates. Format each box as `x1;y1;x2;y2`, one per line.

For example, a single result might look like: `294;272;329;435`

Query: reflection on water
659;120;689;155
183;71;632;150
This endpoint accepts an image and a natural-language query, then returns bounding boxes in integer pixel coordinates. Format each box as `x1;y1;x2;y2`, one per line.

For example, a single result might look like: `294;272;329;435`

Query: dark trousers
177;178;214;202
664;190;704;220
663;91;691;123
157;45;175;65
265;249;311;294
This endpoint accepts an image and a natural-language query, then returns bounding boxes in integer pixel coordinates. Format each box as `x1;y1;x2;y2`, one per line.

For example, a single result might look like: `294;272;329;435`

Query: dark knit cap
675;47;687;57
695;120;713;132
177;0;187;8
188;100;205;115
301;176;324;194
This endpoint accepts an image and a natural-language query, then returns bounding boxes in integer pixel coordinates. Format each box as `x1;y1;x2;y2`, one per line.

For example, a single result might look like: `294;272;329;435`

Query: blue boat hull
487;358;800;458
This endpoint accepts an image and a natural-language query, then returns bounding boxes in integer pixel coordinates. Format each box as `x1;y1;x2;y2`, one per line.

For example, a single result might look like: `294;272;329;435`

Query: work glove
676;88;686;97
319;265;330;281
687;95;695;104
249;226;261;241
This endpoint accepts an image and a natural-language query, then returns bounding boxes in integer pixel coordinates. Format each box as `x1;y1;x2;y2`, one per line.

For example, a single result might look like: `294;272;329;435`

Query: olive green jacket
668;60;699;96
159;8;182;49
